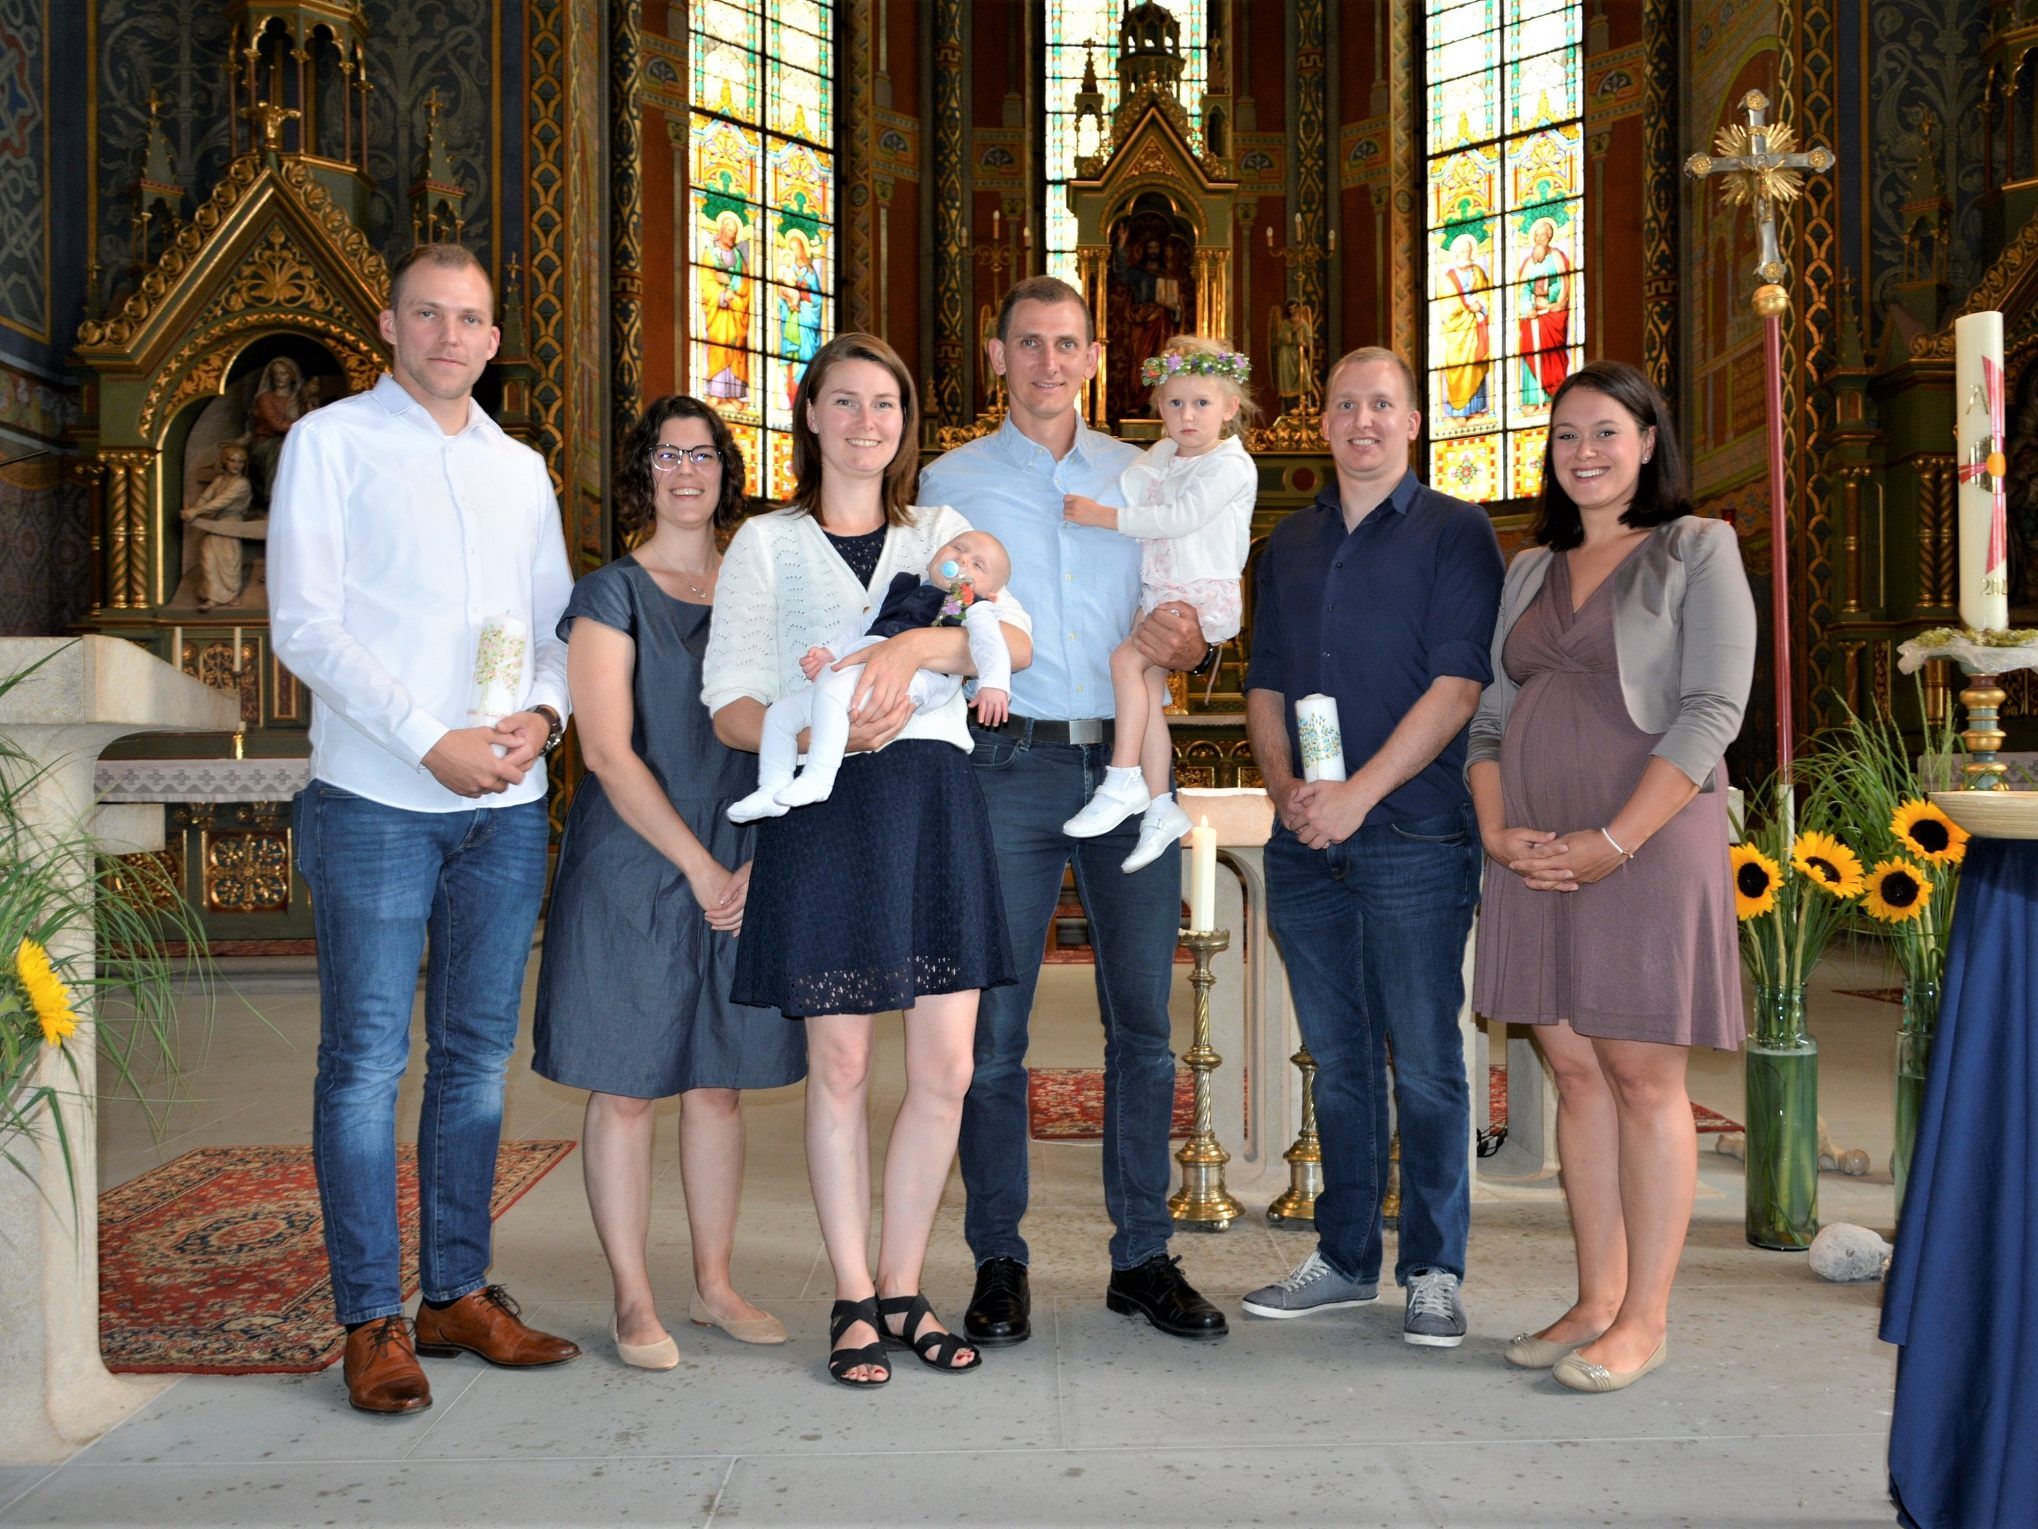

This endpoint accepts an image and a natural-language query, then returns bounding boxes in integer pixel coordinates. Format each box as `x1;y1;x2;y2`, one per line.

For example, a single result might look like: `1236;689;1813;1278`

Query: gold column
1078;244;1108;425
99;447;157;611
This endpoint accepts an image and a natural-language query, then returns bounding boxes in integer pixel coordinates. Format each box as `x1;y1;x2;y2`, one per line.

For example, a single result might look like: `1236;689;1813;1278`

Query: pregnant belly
1499;671;1660;832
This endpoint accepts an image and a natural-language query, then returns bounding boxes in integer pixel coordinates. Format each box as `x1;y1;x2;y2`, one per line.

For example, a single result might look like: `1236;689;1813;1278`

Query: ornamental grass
1;646;215;1212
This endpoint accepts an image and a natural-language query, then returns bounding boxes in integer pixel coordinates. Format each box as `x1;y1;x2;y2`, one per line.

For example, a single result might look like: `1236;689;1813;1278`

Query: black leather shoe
964;1256;1032;1346
1106;1254;1228;1340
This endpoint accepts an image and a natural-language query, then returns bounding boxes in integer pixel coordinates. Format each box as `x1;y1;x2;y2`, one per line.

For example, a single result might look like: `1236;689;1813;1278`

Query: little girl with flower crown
1061;334;1259;872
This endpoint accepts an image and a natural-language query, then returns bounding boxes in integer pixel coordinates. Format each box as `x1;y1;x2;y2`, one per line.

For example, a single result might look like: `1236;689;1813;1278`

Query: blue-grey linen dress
533;557;806;1096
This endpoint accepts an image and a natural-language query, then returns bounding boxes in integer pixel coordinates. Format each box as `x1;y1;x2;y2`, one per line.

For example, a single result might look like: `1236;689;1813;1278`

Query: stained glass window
687;0;834;499
1044;2;1208;287
1423;0;1584;503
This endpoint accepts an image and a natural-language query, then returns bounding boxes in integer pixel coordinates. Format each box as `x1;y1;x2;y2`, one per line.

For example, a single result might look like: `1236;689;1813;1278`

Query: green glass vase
1893;978;1938;1224
1745;983;1819;1250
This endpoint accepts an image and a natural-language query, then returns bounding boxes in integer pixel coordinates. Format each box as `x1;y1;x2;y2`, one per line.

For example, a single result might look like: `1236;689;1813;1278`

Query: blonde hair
1145;333;1259;437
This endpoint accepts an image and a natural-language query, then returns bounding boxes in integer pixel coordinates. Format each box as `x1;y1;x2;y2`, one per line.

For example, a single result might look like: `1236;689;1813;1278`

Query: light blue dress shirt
919;414;1143;722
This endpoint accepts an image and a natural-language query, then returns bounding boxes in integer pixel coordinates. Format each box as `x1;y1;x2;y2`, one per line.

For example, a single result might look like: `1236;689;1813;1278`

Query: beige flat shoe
1504;1331;1596;1369
690;1292;788;1345
612;1317;680;1371
1552;1336;1667;1393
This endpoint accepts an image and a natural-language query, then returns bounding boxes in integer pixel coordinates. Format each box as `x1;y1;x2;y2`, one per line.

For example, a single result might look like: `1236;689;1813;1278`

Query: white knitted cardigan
701;503;1032;753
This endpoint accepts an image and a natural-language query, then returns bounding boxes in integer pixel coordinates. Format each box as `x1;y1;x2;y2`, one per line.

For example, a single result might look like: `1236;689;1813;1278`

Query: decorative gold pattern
609;0;643;460
1641;0;1679;392
140;308;383;441
841;0;875;334
1292;2;1327;356
76;154;388;353
526;0;569;497
204;829;292;914
1797;0;1842;727
196;638;262;725
1388;0;1417;356
930;0;965;422
1916;454;1957;610
106;847;186;914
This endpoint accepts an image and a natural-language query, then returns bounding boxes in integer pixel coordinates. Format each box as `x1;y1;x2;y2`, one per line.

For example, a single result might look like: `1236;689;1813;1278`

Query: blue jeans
960;726;1180;1270
1264;805;1480;1287
295;780;550;1325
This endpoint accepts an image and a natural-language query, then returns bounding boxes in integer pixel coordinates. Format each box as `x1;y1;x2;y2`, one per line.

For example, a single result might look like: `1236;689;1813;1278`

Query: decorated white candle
1295;693;1348;782
1954;310;2010;633
1189;816;1217;933
467;614;529;728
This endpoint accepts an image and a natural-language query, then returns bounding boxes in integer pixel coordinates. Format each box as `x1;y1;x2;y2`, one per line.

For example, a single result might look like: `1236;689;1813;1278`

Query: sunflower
14;937;78;1047
1862;859;1934;924
1790;830;1867;898
1891;799;1969;865
1731;843;1781;920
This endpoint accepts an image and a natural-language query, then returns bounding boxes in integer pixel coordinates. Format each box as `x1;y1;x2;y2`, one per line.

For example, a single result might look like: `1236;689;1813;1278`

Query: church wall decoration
0;0;51;345
686;0;835;499
1422;0;1586;505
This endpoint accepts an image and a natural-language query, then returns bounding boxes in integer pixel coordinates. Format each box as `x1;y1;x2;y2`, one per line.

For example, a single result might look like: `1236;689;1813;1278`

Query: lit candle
1021;225;1032;249
1327;226;1337;252
992;207;1001;240
1189;816;1217;933
1955;311;2010;632
1293;211;1303;241
1264;224;1273;250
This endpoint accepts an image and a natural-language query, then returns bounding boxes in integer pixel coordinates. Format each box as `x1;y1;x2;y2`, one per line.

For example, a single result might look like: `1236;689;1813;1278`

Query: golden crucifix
1684;87;1835;826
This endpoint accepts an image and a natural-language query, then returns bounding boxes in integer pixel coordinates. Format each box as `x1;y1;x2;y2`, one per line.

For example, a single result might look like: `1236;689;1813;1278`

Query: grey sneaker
1240;1250;1378;1318
1402;1268;1467;1347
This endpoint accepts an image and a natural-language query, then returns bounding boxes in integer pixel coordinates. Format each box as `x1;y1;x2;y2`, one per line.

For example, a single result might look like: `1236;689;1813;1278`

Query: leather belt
984;715;1114;747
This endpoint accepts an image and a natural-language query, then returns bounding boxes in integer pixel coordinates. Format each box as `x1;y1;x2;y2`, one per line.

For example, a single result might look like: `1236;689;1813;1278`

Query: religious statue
777;227;823;408
247;356;304;496
1438;233;1492;420
181;444;268;608
1114;225;1184;383
1516;217;1573;409
700;210;752;402
1290;300;1321;413
1269;301;1303;411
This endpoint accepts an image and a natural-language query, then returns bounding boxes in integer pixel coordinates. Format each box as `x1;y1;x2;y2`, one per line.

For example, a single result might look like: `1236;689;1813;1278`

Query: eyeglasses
650;446;720;471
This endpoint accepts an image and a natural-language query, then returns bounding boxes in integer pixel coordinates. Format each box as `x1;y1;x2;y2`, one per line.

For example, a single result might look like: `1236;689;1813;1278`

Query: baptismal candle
1295;693;1348;782
1189;817;1217;933
1954;311;2010;632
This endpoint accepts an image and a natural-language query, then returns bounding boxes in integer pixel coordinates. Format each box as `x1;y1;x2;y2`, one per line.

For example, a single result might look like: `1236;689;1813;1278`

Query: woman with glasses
533;396;805;1369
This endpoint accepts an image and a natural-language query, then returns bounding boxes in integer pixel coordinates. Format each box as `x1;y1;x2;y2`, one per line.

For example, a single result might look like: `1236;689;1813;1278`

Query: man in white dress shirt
269;244;582;1415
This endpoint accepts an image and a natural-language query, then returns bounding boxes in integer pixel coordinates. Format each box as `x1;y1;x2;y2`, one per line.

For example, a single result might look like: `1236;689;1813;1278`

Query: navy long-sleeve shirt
1245;468;1504;829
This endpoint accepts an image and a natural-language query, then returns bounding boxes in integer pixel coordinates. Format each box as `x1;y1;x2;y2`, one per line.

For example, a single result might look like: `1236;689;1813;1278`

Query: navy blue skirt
732;739;1014;1019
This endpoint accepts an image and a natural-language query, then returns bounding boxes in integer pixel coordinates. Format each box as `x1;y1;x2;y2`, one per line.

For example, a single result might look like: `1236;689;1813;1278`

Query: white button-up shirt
268;374;572;813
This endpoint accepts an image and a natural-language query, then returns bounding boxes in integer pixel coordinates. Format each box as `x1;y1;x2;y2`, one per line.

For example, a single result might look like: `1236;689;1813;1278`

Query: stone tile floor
0;946;1905;1526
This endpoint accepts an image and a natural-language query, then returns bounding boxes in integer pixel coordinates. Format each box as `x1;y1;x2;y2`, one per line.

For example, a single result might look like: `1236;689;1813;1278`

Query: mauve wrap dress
1471;548;1744;1050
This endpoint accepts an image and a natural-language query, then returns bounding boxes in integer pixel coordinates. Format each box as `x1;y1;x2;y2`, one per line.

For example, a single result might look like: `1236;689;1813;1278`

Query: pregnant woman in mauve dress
1466;361;1755;1395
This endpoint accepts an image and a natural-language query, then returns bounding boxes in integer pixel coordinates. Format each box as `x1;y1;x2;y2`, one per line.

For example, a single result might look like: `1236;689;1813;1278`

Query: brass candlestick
1170;928;1242;1231
1959;669;2009;790
1266;1042;1322;1227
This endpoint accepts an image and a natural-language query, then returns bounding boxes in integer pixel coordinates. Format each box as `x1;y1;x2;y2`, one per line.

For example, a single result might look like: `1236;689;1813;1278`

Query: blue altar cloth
1881;836;2038;1528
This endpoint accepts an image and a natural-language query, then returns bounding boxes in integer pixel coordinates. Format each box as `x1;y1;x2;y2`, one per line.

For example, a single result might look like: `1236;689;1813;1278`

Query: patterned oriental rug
98;1140;575;1375
1026;1067;1740;1141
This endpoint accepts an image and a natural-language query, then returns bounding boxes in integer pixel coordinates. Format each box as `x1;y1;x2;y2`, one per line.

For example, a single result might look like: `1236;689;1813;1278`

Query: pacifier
939;558;960;580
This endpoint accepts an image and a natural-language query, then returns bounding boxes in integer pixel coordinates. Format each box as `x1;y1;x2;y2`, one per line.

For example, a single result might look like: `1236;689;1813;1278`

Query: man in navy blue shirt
1239;347;1503;1347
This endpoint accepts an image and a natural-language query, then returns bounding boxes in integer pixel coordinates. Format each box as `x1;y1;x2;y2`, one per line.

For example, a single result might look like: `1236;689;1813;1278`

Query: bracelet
532;704;565;755
1600;826;1632;860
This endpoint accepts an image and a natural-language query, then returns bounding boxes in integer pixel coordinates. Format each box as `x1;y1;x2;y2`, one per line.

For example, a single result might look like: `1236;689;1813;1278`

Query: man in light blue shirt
920;276;1227;1345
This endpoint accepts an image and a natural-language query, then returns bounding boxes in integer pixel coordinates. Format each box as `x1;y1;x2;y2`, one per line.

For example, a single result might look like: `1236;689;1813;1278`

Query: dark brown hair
1531;360;1691;550
386;242;493;312
614;396;749;541
995;275;1094;343
786;333;921;527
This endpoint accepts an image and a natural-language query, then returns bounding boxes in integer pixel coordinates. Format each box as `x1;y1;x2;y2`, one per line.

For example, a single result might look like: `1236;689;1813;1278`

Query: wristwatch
532;704;565;755
1186;639;1222;678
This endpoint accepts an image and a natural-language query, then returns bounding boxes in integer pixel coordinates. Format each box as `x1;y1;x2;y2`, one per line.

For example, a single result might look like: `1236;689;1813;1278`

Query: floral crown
1140;348;1251;389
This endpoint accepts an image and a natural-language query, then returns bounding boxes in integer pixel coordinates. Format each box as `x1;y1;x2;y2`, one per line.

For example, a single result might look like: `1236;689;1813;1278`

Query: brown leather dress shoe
343;1316;432;1415
413;1285;581;1367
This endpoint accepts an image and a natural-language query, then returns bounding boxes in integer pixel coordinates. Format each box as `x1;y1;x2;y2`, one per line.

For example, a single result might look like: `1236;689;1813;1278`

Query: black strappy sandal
877;1292;983;1373
827;1297;891;1388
